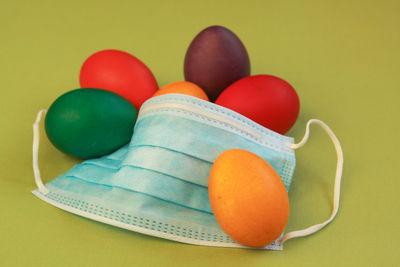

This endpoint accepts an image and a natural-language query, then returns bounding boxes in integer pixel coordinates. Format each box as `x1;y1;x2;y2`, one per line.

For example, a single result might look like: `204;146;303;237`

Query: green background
1;0;399;266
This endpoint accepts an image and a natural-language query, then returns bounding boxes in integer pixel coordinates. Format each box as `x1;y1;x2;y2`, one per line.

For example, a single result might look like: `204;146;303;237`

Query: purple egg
184;25;251;101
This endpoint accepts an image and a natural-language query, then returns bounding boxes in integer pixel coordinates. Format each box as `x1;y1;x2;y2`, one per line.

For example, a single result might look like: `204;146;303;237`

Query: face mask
32;94;343;250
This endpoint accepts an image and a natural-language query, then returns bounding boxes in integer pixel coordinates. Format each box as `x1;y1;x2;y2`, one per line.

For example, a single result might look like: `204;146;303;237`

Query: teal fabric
36;94;296;247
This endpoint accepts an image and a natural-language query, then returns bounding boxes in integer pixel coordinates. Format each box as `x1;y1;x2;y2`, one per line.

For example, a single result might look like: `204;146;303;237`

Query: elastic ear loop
278;119;344;245
33;109;49;195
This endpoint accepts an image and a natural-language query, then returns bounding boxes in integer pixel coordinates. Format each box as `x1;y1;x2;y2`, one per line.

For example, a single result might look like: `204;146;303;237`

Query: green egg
45;88;137;159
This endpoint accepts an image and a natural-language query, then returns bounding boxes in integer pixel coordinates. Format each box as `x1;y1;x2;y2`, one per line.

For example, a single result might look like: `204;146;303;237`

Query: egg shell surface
153;81;209;101
80;49;158;110
45;88;137;159
184;25;250;101
215;75;300;134
208;149;290;247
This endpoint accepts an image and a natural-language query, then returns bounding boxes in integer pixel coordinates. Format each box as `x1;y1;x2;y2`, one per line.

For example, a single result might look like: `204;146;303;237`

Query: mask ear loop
32;109;49;195
278;119;343;245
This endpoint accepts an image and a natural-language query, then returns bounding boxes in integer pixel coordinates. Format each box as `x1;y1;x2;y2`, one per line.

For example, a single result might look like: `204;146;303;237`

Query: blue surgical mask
32;94;343;250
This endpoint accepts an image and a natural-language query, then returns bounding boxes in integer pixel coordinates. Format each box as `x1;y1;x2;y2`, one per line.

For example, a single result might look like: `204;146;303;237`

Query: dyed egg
208;149;289;247
215;75;300;134
153;81;209;101
184;25;250;101
45;88;137;159
80;49;158;110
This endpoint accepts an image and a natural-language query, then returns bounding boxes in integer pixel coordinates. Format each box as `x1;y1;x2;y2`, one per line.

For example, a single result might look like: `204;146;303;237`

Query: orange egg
153;81;209;101
208;149;289;247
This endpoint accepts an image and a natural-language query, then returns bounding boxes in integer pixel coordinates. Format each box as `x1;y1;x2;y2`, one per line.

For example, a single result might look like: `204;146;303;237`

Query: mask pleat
131;114;294;189
55;163;213;214
122;146;212;187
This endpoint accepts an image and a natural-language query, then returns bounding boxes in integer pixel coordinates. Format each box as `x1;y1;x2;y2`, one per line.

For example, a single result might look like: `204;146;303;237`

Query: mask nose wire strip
278;119;344;245
139;103;263;141
33;109;49;195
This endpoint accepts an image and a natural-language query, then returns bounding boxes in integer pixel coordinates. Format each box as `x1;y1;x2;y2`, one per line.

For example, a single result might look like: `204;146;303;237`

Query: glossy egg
153;81;209;101
45;88;137;159
80;49;158;110
208;149;289;247
184;25;250;101
215;75;300;134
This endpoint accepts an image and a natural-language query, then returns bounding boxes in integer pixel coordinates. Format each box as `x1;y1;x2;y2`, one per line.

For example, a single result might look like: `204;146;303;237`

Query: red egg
80;49;158;110
215;75;300;134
